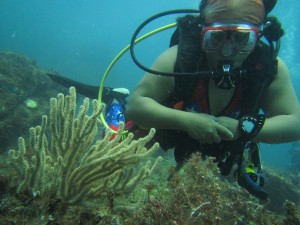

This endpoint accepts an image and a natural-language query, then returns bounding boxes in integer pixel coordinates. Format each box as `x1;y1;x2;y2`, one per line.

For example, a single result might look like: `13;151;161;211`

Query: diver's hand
215;116;240;140
182;113;233;144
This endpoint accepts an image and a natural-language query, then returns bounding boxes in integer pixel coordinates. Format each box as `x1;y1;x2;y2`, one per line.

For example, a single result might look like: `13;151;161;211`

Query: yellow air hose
98;22;177;135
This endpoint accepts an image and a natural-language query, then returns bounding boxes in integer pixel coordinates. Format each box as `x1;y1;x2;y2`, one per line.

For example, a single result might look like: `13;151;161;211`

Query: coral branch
8;87;160;204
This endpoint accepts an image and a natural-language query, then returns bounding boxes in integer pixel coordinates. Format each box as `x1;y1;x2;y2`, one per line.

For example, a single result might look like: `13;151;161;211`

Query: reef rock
0;51;66;153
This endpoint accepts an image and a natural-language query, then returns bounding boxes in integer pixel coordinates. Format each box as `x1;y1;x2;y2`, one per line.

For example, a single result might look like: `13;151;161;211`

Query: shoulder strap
240;41;277;116
164;15;204;107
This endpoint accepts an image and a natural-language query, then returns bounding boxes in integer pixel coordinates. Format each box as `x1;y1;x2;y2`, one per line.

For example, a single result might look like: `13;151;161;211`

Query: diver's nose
222;40;234;57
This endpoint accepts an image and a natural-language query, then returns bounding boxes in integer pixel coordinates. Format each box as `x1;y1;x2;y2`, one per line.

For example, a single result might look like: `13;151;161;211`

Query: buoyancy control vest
156;15;278;175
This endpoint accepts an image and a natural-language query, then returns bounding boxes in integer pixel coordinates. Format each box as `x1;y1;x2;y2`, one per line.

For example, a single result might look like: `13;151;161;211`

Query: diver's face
201;23;260;69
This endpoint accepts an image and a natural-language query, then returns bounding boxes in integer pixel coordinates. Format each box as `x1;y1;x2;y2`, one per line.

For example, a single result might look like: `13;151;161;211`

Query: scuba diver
126;0;300;200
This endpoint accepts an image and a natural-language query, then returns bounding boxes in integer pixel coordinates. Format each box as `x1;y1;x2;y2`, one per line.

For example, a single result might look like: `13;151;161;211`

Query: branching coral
8;87;161;204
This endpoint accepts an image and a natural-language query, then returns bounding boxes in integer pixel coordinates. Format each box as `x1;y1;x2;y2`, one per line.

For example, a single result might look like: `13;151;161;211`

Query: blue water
0;0;299;170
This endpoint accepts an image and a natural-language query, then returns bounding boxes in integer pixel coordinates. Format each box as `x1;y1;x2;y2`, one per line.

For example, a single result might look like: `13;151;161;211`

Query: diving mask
201;23;260;53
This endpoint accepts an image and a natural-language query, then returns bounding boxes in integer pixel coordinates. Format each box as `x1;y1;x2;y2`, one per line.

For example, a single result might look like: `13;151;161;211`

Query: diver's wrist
177;111;192;132
238;114;266;142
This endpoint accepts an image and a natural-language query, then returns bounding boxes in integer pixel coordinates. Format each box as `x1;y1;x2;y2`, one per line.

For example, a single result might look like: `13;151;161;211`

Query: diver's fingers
215;122;233;140
211;129;222;143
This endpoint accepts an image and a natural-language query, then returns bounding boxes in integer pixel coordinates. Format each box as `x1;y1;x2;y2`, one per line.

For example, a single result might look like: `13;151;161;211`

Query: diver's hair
199;0;277;20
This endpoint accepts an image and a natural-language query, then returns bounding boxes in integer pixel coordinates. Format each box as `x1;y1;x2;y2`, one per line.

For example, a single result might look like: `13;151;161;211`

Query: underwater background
0;1;300;223
1;0;299;170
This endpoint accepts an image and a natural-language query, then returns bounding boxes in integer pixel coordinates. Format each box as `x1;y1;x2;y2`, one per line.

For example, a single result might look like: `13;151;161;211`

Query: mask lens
232;30;257;52
202;30;226;51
